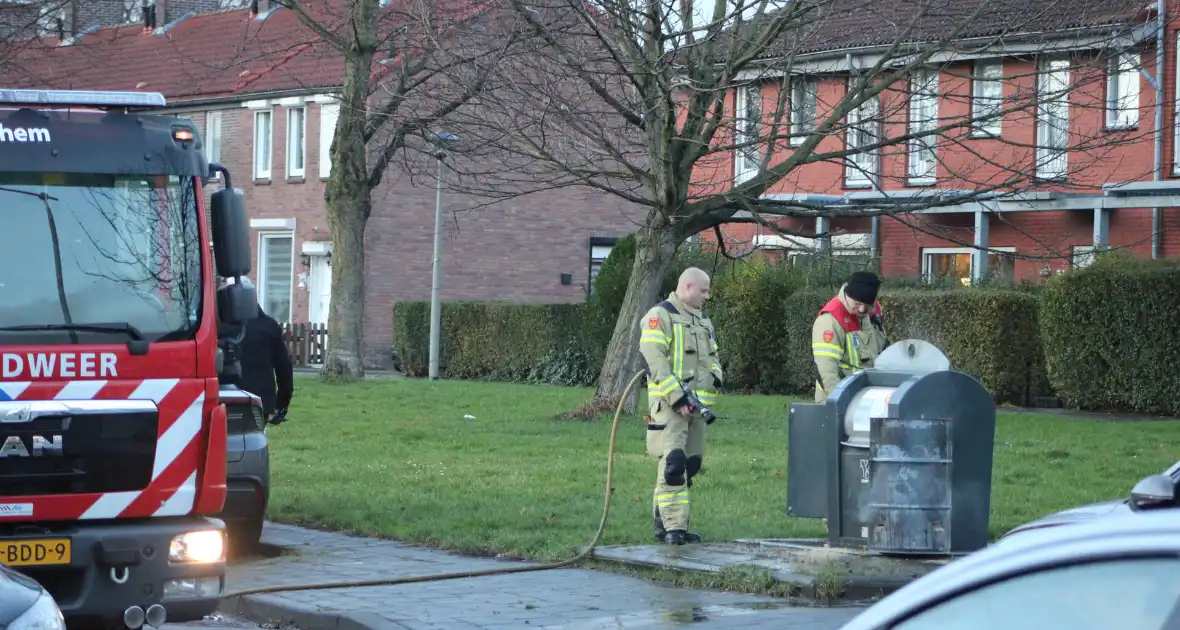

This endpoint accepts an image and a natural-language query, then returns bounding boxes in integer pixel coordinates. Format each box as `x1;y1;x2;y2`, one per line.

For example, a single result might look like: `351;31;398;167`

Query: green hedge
1039;254;1180;416
392;301;593;384
391;243;1180;414
781;289;1047;404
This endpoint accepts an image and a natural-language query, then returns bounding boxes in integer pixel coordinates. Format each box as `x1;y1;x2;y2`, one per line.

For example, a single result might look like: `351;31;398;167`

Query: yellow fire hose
221;368;648;598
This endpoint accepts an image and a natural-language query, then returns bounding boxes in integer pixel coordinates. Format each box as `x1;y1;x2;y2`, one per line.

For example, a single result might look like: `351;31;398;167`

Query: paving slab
589;538;949;601
221;523;868;630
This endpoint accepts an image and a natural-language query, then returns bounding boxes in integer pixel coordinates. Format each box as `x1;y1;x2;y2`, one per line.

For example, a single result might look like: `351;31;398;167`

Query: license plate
0;539;70;566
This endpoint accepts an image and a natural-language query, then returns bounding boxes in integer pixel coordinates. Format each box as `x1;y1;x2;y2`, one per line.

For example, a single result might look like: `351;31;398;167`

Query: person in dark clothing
225;277;294;423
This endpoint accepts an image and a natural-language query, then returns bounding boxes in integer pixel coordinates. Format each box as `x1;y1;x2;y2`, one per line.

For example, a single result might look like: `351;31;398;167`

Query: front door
308;256;332;324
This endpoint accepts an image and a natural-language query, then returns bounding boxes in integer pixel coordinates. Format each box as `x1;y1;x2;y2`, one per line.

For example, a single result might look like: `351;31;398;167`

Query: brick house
703;0;1180;285
0;2;642;367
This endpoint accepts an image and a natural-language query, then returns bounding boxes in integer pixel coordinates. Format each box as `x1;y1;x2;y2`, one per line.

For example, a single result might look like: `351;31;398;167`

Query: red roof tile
0;1;465;102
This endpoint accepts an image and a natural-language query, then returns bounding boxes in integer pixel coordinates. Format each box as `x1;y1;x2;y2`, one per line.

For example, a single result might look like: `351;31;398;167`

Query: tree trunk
320;6;377;379
593;227;680;412
322;190;370;378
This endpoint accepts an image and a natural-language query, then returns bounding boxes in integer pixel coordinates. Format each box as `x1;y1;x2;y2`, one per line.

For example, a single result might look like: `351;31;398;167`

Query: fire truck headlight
9;591;65;630
169;530;225;564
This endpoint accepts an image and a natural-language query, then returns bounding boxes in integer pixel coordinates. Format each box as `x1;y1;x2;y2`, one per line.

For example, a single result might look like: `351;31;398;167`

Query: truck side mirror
210;187;251;278
217;283;258;326
1129;474;1176;512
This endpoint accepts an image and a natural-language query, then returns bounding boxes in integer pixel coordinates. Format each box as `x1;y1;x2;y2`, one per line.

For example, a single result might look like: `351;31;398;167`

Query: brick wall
698;36;1180;277
74;0;235;32
0;0;243;41
182;93;645;368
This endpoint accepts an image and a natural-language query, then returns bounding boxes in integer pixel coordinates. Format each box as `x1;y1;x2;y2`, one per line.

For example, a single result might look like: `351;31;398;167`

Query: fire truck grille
0;411;157;496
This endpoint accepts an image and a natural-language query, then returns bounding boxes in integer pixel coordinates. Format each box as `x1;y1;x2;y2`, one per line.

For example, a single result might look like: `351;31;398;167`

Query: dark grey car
216;384;270;555
1001;459;1180;540
0;564;64;630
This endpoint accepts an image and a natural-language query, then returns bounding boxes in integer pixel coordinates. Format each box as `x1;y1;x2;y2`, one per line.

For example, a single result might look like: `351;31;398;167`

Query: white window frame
789;75;818;146
921;246;1017;285
204;110;222;179
588;241;615;295
253;108;274;180
286;106;307;178
907;68;939;185
1036;58;1071;180
1071;245;1097;268
1174;34;1180;175
257;230;296;323
844;79;879;188
319;101;340;178
1106;50;1140;130
734;82;762;184
971;59;1003;137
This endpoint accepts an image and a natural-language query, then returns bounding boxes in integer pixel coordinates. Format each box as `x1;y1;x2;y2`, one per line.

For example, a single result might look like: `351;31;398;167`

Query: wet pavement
223;523;868;629
591;538;947;600
163;612;294;630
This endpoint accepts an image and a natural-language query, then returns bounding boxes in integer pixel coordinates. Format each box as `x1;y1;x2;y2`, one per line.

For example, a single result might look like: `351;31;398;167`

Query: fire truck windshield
0;171;202;345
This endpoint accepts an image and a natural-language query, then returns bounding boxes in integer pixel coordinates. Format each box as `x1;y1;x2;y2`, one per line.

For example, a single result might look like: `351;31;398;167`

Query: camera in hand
674;377;717;425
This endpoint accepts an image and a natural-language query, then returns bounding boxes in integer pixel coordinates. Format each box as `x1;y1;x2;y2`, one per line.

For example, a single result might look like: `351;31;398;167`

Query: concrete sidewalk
221;522;867;630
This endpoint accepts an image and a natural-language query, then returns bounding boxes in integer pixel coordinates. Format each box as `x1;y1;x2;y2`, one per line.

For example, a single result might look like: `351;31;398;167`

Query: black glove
870;313;885;332
269;408;288;425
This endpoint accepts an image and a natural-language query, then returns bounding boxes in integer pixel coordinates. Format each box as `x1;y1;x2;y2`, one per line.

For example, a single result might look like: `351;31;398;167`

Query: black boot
663;530;687;545
662;529;704;545
653;506;665;542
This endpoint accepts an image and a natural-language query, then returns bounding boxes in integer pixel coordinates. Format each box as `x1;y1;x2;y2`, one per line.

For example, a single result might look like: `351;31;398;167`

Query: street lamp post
428;130;460;381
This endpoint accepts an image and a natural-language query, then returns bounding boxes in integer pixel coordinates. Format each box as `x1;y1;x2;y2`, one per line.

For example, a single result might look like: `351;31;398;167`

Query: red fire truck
0;88;257;628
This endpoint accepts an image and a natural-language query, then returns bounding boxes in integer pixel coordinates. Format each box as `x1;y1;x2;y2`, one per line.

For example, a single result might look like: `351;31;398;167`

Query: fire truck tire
228;518;264;556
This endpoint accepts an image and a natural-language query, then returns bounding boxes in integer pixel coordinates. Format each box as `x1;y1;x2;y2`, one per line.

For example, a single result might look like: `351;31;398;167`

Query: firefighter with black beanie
810;270;890;403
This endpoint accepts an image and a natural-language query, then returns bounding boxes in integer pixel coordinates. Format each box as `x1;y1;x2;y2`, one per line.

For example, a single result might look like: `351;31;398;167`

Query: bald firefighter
812;271;890;403
639;267;722;545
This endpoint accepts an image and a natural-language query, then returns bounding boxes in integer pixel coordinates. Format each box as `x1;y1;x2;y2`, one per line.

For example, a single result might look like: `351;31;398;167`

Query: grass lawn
267;376;1179;563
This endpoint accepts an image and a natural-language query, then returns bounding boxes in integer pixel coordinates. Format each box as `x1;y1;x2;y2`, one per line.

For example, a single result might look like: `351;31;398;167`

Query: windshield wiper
0;322;144;340
0;186;77;343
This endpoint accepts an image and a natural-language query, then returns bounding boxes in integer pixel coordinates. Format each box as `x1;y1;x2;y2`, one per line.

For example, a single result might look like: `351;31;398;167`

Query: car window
891;557;1180;630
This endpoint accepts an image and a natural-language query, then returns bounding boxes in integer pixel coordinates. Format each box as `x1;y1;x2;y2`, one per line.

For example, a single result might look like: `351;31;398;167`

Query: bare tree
251;0;523;378
440;0;1174;409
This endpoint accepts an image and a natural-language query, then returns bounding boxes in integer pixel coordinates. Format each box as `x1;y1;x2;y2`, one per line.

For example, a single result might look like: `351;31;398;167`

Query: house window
922;246;1016;285
971;60;1003;137
908;68;939;185
253;109;273;180
782;233;873;272
1175;35;1180;175
587;238;617;295
286;106;306;178
1036;58;1070;180
1106;51;1140;129
34;5;65;37
205;111;222;178
1072;245;1097;268
845;79;879;187
790;75;818;145
734;82;761;183
319;101;339;177
258;231;294;322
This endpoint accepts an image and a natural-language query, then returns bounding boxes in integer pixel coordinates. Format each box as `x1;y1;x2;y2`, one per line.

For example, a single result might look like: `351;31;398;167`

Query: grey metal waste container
786;339;996;555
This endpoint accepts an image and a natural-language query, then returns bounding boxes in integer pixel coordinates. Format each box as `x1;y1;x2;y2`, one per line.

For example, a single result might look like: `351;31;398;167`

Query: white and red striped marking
0;378;207;520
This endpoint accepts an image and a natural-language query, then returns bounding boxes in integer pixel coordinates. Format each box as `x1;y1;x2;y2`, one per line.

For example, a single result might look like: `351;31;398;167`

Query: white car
840;509;1180;630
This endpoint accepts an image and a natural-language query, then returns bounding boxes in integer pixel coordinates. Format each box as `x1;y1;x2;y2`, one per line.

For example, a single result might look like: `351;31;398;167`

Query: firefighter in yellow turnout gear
639;267;722;545
811;271;890;403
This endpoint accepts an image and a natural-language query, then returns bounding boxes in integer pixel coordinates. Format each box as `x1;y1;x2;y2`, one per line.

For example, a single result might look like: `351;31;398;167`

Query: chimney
249;0;269;18
141;1;156;32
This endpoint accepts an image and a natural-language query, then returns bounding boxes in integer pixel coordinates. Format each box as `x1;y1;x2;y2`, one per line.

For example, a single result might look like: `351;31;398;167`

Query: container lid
875;339;951;373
